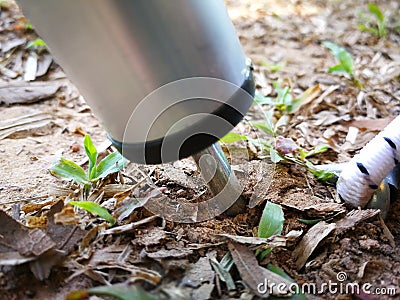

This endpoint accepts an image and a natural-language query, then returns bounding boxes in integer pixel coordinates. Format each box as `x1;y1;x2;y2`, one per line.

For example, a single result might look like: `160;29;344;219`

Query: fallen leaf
292;221;336;270
21;199;59;214
181;256;215;288
357;260;387;279
24;52;38;81
335;209;379;235
25;215;47;228
192;283;215;300
36;53;53;77
0;80;62;105
146;248;193;259
133;227;168;246
0;210;55;257
0;111;53;140
53;204;80;225
228;242;293;298
217;230;302;248
101;215;159;235
0;251;36;265
348;116;395;131
1;37;26;52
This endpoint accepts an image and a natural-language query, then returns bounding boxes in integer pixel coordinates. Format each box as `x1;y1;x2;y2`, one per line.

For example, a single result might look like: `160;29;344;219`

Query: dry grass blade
101;215;159;235
0;112;52;140
217;230;302;248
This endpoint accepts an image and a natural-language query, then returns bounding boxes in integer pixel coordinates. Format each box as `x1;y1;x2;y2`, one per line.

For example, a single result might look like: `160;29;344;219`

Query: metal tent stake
192;142;246;217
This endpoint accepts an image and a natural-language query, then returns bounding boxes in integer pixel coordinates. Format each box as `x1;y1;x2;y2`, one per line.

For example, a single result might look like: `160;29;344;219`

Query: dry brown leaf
53;205;80;225
134;227;169;247
0;210;55;257
181;256;215;288
146;248;193;259
0;80;62;104
21;199;59;214
348;116;395;131
335;209;379;235
192;283;215;300
217;230;302;248
46;200;86;252
283;202;345;218
25;215;47;228
0;251;36;265
101;215;159;235
228;242;293;298
292;221;336;270
357;260;387;279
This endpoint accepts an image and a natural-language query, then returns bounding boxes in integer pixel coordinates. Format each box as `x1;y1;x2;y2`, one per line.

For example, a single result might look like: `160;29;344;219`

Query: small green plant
322;41;362;87
322;41;354;76
254;82;320;115
26;38;47;49
49;135;128;196
258;60;286;72
257;201;284;259
358;4;387;38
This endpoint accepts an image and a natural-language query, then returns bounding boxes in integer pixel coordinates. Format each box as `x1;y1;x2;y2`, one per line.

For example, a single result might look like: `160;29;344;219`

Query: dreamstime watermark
257;272;397;296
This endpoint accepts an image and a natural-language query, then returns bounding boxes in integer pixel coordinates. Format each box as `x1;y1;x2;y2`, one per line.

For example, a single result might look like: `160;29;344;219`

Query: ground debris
0;80;62;105
0;200;85;280
228;242;293;298
292;221;336;270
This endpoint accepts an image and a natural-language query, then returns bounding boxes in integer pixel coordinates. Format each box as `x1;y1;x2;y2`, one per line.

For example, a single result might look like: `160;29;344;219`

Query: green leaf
270;147;283;163
357;23;379;35
323;41;354;76
337;51;354;74
83;135;98;180
322;41;342;56
267;264;309;300
297;218;322;225
69;201;115;225
259;61;286;72
368;3;384;23
254;94;275;105
26;38;46;49
49;157;89;185
93;152;128;181
67;284;156;300
258;201;284;239
257;201;284;260
220;132;248;143
251;121;275;136
328;64;348;74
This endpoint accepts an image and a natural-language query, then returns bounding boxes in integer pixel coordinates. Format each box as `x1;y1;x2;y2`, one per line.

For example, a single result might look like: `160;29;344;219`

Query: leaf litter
0;0;399;299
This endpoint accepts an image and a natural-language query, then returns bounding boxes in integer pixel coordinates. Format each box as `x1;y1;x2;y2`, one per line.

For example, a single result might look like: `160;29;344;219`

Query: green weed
322;41;362;87
49;135;128;196
358;4;387;38
26;38;46;49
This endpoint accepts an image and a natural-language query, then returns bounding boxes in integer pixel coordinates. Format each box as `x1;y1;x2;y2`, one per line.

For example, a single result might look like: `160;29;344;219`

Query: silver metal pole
192;143;246;217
